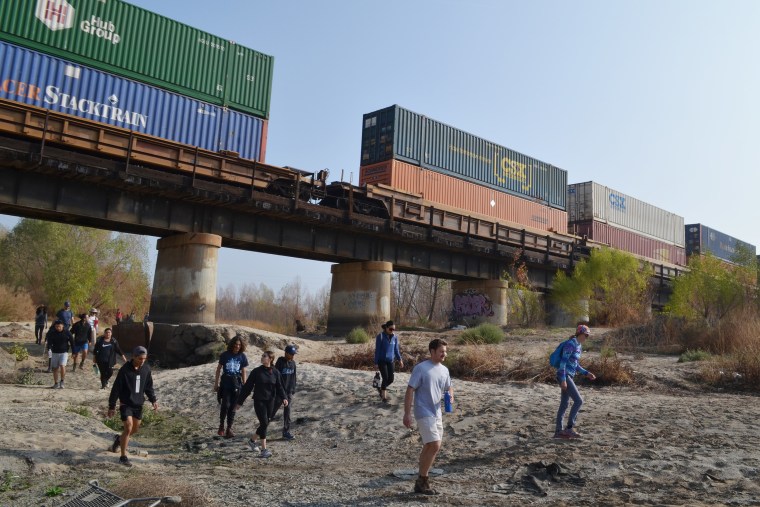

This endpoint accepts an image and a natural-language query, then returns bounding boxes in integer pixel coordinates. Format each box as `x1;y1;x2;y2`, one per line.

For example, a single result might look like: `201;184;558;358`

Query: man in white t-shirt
403;338;453;496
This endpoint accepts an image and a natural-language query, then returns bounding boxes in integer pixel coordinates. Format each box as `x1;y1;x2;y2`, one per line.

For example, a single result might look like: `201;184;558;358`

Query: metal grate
57;481;124;507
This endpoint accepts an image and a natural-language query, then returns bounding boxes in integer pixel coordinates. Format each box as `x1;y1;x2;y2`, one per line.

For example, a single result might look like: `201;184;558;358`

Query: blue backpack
549;338;572;369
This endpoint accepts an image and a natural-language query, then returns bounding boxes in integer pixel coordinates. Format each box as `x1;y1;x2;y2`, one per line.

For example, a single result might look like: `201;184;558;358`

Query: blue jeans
556;375;583;433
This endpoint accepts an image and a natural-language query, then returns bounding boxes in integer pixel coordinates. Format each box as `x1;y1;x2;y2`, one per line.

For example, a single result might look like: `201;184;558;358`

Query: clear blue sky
2;0;759;294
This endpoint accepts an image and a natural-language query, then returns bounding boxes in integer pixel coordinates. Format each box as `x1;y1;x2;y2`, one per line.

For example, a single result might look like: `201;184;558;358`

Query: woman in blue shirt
374;320;404;403
214;337;249;438
555;324;596;439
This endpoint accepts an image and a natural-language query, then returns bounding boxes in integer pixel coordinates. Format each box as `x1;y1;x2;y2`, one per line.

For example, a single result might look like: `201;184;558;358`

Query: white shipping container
567;181;684;247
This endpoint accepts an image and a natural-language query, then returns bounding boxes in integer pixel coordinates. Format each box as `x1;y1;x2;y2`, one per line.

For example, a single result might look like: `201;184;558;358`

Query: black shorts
120;405;144;421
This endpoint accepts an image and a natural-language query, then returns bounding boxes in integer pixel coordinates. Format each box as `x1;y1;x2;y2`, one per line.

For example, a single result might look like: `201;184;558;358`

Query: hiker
45;320;75;389
374;320;404;403
403;338;453;495
56;301;73;330
70;313;94;371
107;346;158;467
554;324;596;439
214;337;249;438
92;328;127;389
34;305;47;345
235;351;288;459
115;308;123;325
270;344;297;440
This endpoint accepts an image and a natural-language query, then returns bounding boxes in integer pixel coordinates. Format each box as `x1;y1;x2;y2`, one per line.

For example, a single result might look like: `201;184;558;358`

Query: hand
152;402;159;411
448;392;454;404
587;372;596;381
403;412;413;429
398;360;404;369
282;399;289;407
107;409;115;418
560;381;567;391
234;404;241;411
213;385;219;393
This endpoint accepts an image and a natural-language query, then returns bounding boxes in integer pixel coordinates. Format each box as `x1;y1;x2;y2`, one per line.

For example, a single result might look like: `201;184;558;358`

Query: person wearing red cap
554;324;596;439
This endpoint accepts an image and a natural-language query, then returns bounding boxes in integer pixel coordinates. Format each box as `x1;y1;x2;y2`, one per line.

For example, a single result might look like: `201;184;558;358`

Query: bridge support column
149;233;222;324
546;300;589;327
326;261;392;336
451;280;508;326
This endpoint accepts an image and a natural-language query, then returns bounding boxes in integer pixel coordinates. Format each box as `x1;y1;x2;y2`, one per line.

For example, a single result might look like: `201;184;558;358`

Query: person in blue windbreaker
555;324;596;439
374;320;404;403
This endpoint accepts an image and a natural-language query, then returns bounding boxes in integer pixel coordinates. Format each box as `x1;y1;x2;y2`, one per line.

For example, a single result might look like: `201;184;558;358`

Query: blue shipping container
361;105;568;210
0;40;265;160
685;223;757;264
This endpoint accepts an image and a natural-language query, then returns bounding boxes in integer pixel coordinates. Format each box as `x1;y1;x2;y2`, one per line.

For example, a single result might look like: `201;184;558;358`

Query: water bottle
443;391;453;413
93;363;100;376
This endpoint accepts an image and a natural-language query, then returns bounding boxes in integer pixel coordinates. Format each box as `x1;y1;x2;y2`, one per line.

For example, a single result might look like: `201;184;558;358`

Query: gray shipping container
361;105;568;210
685;224;757;264
567;181;684;247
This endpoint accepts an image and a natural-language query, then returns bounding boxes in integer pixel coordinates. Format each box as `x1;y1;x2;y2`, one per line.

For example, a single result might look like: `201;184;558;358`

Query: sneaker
51;382;60;389
72;363;77;372
119;455;132;467
225;428;235;439
110;435;121;453
217;424;225;437
259;449;272;458
247;439;260;452
282;431;295;441
59;381;64;389
565;429;582;439
553;429;577;440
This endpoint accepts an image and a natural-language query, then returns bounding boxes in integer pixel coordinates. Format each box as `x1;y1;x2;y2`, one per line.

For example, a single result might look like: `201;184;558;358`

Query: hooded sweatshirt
108;360;156;409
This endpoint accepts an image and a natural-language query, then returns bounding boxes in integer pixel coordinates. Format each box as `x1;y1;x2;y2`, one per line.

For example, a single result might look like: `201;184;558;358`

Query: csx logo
609;193;626;211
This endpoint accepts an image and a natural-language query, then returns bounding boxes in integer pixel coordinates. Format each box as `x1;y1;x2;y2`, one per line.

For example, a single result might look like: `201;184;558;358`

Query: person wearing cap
107;346;158;467
45;319;75;389
214;337;249;438
554;324;596;440
56;301;74;330
374;320;404;403
270;344;298;440
88;308;99;336
70;313;94;371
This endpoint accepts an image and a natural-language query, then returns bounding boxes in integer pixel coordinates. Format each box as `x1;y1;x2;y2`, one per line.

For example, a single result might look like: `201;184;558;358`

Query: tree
666;252;756;326
0;219;151;314
550;247;651;326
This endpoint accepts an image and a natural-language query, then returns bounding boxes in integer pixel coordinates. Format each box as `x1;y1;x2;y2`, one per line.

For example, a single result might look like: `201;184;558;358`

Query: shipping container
360;159;568;234
685;224;757;264
361;105;568;210
0;40;266;161
570;220;686;266
567;181;684;247
0;0;273;118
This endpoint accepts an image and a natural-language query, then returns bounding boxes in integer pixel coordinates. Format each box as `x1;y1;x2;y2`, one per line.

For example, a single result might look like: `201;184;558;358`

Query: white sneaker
247;439;260;452
259;449;272;458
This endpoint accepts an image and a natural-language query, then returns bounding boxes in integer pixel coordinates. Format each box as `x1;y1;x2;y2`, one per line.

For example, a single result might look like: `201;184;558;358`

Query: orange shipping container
360;160;567;234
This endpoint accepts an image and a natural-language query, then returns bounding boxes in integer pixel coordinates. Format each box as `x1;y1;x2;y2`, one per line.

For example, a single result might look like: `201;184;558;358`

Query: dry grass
224;319;291;335
0;286;35;322
444;346;508;380
584;356;636;386
109;473;216;507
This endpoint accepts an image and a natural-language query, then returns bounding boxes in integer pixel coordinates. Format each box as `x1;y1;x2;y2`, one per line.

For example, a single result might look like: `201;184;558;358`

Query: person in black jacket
270;344;298;440
107;346;158;467
235;351;288;459
45;320;74;389
92;328;127;389
70;313;94;371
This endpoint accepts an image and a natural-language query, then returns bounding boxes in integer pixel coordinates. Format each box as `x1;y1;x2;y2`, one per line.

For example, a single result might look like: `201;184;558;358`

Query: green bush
600;345;617;359
459;323;504;344
345;327;371;344
65;405;92;418
6;344;28;362
678;349;711;363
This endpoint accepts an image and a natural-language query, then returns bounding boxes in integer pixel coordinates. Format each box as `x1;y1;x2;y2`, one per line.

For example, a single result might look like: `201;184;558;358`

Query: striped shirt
557;336;589;382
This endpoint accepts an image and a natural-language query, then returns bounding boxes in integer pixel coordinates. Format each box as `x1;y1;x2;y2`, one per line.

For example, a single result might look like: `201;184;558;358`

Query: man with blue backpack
551;324;596;439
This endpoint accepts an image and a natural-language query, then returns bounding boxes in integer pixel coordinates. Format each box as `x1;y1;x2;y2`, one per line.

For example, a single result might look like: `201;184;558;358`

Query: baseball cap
576;324;591;336
285;345;298;355
64;301;70;307
89;307;98;314
132;346;148;356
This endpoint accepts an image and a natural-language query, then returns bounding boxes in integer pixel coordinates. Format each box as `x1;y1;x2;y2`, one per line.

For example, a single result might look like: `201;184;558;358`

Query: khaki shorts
417;416;443;444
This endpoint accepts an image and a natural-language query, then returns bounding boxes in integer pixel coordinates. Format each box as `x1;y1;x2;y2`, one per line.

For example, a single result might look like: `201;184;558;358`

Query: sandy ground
0;322;759;506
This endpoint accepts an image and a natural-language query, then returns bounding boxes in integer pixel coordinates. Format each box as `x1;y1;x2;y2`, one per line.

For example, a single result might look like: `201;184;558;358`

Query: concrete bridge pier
451;280;509;326
326;261;392;336
546;299;590;327
149;233;222;324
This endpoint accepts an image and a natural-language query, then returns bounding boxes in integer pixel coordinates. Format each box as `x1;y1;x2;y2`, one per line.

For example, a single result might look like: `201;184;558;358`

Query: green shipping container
0;0;273;118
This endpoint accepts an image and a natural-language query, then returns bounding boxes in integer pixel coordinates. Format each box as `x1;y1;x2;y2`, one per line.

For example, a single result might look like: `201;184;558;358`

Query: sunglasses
387;328;395;331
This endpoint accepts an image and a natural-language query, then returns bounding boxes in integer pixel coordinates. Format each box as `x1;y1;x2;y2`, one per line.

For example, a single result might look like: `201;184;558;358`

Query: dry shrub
328;345;375;370
583;356;635;386
504;355;556;383
225;319;290;335
700;340;760;390
109;473;216;507
0;286;35;322
606;316;687;354
444;346;508;381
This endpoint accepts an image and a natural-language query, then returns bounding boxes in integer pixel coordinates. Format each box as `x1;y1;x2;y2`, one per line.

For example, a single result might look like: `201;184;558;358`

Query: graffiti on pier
452;289;494;320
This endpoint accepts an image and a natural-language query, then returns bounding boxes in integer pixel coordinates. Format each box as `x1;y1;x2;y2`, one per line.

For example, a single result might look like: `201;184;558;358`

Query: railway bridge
0;100;679;334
